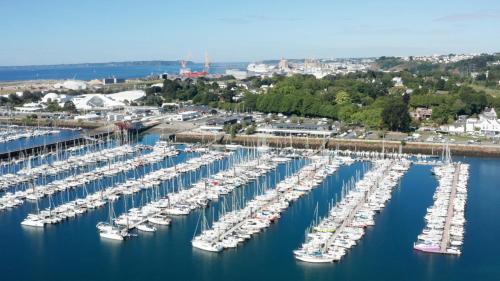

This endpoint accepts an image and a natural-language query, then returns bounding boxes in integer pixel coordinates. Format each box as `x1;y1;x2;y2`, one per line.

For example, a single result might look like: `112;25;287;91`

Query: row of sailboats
294;159;410;263
97;149;236;240
191;154;350;252
125;150;289;236
0;125;60;143
1;144;140;191
1;144;176;212
413;162;469;255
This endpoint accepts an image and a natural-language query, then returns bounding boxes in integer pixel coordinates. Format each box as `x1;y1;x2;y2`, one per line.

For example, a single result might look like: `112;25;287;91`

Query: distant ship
247;63;275;73
179;67;208;78
179;52;210;78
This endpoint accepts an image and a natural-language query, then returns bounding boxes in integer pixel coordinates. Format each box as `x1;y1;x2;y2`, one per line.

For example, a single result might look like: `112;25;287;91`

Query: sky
0;0;499;66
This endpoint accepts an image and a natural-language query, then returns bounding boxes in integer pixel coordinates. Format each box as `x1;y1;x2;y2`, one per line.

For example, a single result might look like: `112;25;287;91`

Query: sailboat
97;200;125;241
191;211;223;252
21;185;45;228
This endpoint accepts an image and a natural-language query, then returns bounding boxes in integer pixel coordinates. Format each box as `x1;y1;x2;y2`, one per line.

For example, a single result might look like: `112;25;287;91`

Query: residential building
410;107;433;120
465;108;500;136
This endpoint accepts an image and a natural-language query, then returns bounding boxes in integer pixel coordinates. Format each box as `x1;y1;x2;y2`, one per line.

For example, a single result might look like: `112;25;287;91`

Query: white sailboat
97;200;125;241
21;182;46;228
191;211;223;252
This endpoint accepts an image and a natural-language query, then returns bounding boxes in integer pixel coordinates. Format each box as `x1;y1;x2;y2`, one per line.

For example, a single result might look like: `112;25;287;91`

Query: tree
335;91;351;105
46;101;62;112
7;93;22;105
381;97;411;131
432;104;454;124
63;101;77;113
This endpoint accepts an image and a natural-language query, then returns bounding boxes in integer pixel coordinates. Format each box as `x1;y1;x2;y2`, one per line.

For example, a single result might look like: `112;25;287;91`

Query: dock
321;174;380;253
0;127;114;160
439;163;460;253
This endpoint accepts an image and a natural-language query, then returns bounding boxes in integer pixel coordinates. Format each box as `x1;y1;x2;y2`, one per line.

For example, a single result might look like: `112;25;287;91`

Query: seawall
174;132;500;157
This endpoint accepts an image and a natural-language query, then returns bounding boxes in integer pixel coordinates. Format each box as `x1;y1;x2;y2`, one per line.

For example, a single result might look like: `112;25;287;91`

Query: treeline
0;91;77;113
409;86;499;124
141;68;500;132
142;78;240;107
0;91;44;106
251;74;410;130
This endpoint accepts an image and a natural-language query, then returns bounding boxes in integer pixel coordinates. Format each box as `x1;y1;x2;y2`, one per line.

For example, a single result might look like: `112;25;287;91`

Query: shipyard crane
204;51;210;72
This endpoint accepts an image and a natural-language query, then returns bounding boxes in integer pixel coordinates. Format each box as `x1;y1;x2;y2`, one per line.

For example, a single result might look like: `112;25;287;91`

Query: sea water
0;134;499;281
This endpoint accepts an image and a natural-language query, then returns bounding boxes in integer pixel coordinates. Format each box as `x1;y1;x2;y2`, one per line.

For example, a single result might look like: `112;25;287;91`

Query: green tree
381;97;411;131
46;101;62;112
335;91;351;105
62;101;77;113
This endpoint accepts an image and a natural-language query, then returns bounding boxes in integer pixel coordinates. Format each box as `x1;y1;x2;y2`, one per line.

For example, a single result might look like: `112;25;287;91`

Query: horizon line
0;51;498;68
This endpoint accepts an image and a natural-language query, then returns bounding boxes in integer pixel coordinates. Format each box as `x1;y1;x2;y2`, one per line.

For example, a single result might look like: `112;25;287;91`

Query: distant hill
0;61;184;70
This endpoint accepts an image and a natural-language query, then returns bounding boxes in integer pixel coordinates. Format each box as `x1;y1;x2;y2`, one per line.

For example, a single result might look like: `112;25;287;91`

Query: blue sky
0;0;499;66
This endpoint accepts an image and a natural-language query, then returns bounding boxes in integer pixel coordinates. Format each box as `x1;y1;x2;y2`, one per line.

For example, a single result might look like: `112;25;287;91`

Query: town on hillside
1;52;500;145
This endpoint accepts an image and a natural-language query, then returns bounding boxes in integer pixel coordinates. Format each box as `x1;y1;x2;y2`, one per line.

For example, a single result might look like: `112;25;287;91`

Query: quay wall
174;132;500;157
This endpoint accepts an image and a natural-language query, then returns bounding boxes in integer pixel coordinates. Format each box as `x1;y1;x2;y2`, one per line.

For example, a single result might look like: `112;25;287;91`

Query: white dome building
41;92;60;103
71;94;124;111
41;93;71;105
106;90;145;103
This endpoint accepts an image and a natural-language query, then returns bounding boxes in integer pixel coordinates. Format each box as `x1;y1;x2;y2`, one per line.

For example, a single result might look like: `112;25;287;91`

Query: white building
71;94;124;111
392;77;404;87
465;108;500;136
105;90;145;103
172;111;200;121
41;93;71;105
441;123;465;134
54;80;87;91
14;102;45;112
225;69;248;80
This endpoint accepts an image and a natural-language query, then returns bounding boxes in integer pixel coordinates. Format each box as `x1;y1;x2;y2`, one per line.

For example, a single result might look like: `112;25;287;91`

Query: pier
0;121;160;161
0;128;114;161
321;178;377;253
440;163;460;254
192;156;346;252
413;162;469;256
294;160;410;263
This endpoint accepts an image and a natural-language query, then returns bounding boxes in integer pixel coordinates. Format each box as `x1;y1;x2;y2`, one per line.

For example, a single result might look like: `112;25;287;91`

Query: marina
0;125;61;144
0;125;83;156
191;154;351;252
0;143;140;192
294;159;410;263
0;133;496;281
1;143;174;211
96;149;233;239
1;1;499;279
413;162;469;255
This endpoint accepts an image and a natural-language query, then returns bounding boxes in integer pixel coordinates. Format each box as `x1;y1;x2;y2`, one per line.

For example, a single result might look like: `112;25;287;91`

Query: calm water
0;134;499;281
0;62;247;82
